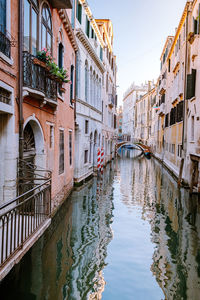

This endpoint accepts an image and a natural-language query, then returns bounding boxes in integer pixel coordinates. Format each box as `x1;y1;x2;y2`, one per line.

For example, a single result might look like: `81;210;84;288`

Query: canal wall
153;153;190;189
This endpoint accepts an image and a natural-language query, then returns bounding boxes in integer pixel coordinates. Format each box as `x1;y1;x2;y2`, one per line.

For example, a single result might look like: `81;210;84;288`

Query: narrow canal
0;151;200;300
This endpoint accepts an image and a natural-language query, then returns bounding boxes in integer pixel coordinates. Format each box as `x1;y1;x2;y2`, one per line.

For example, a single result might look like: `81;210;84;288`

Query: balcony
23;52;57;107
0;30;11;58
48;0;72;8
108;94;115;108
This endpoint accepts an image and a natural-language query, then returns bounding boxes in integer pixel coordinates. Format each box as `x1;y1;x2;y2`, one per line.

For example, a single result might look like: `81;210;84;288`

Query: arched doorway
21;119;45;193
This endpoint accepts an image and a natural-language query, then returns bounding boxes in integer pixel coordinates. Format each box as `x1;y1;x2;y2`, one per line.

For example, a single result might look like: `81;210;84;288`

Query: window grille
0;87;11;105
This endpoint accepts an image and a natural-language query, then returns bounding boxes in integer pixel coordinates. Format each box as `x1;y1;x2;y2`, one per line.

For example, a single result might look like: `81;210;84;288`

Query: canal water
0;150;200;300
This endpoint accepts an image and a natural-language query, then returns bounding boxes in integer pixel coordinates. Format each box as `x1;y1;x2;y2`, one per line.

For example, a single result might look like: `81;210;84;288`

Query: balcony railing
0;30;11;58
23;52;57;103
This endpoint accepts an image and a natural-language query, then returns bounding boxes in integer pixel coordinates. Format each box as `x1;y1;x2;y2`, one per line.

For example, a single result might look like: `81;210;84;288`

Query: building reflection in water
0;164;115;300
118;153;200;300
64;164;114;299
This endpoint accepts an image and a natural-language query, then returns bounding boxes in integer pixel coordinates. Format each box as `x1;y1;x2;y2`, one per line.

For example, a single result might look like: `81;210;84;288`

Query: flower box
33;58;46;68
59;86;66;93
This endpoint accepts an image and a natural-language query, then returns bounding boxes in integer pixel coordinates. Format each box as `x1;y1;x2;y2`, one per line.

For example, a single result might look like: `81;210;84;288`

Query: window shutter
186;74;193;99
168;59;171;72
192;69;196;98
193;17;198;34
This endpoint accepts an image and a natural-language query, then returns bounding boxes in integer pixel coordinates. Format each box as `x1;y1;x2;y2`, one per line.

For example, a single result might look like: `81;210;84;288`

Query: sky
89;0;187;105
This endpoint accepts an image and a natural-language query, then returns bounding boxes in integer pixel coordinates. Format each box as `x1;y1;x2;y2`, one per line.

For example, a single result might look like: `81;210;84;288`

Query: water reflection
0;152;200;299
115;155;200;299
0;164;115;300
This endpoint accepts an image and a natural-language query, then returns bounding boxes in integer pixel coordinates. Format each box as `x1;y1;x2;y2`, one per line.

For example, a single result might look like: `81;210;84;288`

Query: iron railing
0;29;11;58
23;51;58;101
0;179;51;268
18;159;51;194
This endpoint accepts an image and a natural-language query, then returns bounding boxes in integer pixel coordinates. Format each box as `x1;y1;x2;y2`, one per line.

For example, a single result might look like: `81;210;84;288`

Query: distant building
122;82;148;142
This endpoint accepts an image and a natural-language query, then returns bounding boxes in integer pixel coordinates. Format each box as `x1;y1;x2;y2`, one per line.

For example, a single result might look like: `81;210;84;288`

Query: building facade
74;0;105;183
96;19;117;164
21;0;78;203
130;0;200;192
122;82;148;142
0;0;18;204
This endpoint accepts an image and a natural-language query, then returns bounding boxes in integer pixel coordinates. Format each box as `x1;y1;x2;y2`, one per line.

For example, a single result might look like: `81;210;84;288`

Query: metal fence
0;180;51;267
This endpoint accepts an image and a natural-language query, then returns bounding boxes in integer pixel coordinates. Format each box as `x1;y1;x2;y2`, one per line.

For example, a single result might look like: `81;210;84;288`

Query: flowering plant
36;48;71;84
36;48;52;63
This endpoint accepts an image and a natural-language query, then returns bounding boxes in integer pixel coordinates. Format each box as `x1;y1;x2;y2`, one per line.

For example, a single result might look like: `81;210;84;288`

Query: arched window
23;0;38;55
85;61;88;101
58;42;63;69
93;71;96;107
41;3;52;52
90;67;93;105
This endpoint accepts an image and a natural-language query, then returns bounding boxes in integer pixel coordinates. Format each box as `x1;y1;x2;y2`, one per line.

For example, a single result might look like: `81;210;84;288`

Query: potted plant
34;48;52;69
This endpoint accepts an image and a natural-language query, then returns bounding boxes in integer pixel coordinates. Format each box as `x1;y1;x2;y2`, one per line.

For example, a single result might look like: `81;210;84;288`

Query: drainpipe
178;3;189;185
18;0;24;193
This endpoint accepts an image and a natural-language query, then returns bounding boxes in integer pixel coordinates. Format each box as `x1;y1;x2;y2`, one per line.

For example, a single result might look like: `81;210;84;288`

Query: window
76;1;82;24
0;0;6;33
85;120;89;134
91;28;94;38
100;47;103;61
23;0;38;55
89;133;92;163
70;65;74;105
59;130;64;174
85;61;88;101
178;144;182;157
50;125;54;148
86;17;90;37
41;3;52;52
114;114;117;129
0;0;11;58
0;87;11;105
58;43;63;69
69;131;72;166
186;69;196;100
165;113;169;128
84;150;88;164
191;116;195;141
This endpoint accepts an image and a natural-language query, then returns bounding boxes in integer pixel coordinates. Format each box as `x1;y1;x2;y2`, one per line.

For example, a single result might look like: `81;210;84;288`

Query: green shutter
186;70;196;100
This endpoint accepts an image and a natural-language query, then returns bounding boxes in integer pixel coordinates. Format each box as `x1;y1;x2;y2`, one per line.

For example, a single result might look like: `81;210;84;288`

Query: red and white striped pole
97;147;101;171
101;147;104;173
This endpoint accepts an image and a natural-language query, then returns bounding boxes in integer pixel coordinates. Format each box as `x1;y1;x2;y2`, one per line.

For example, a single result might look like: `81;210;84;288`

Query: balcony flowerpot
33;58;46;68
59;85;66;93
